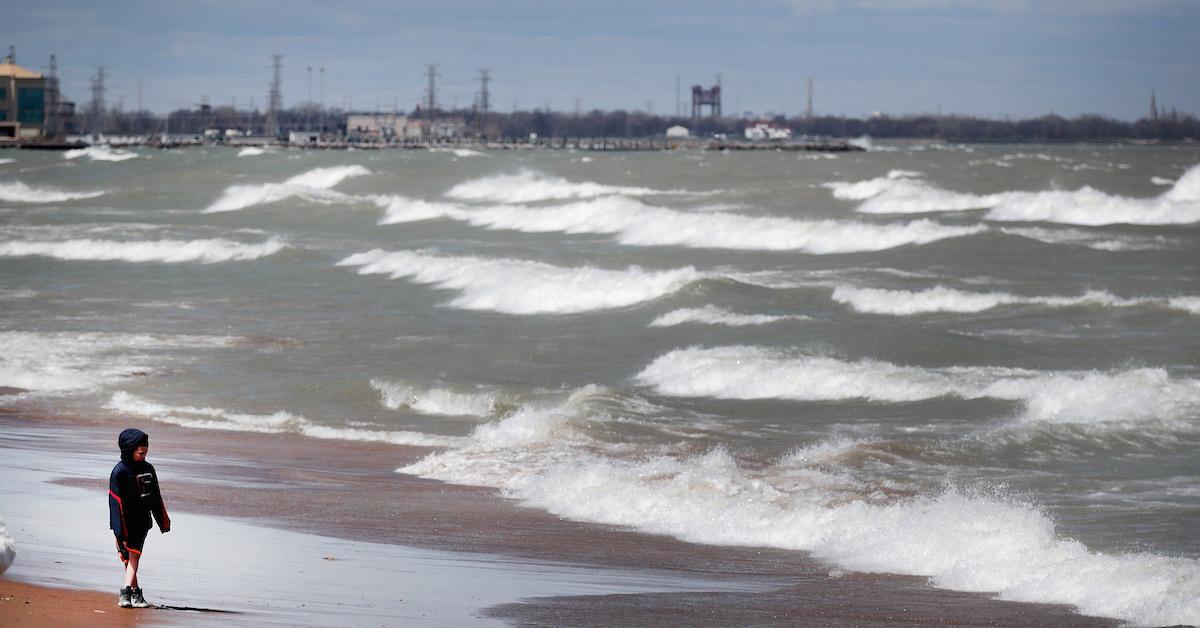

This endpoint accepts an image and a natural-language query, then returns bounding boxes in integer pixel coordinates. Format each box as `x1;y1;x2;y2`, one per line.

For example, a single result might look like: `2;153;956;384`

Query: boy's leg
123;548;140;588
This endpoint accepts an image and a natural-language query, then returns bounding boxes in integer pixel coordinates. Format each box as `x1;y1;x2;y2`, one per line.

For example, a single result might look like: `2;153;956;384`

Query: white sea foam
0;331;234;394
0;158;14;165
825;174;1001;213
0;237;286;264
650;305;809;327
1001;226;1171;251
445;171;668;203
831;285;1200;316
204;165;370;212
0;181;106;203
1151;176;1174;186
337;249;709;315
371;379;506;417
107;391;460;447
374;195;465;224
0;516;14;575
63;146;138;162
401;386;1200;626
636;346;1200;426
828;163;1200;225
403;193;984;253
237;147;268;157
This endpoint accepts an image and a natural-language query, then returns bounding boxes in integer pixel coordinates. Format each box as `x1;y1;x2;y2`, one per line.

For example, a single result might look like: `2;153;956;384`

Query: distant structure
1150;90;1158;121
691;81;721;122
0;47;47;141
424;63;439;136
805;77;814;119
266;54;283;136
665;124;689;138
89;66;106;134
476;68;491;136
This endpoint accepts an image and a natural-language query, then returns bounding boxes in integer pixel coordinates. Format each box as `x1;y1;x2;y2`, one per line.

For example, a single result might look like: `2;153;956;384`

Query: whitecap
107;391;459;447
650;305;809;327
445;170;670;203
0;181;106;203
0;237;287;263
63;146;138;162
337;249;708;315
204;165;370;212
830;285;1200;316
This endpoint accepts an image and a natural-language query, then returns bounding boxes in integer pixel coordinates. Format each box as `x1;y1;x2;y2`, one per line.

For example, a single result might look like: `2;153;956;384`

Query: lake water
2;141;1198;625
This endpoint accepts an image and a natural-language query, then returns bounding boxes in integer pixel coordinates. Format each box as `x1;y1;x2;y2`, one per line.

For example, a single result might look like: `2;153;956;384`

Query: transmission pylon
266;54;283;137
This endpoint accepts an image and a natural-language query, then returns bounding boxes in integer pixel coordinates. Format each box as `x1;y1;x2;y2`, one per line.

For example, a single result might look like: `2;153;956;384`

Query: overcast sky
8;0;1199;120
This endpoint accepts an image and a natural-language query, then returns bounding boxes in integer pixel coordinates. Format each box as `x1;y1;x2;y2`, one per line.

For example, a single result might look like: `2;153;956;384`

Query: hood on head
118;428;149;461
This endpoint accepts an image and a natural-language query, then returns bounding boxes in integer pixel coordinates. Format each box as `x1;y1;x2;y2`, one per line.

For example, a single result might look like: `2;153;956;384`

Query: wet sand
0;405;1118;626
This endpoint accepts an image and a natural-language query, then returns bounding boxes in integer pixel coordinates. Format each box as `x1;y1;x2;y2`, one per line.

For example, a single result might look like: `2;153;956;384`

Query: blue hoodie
108;428;170;540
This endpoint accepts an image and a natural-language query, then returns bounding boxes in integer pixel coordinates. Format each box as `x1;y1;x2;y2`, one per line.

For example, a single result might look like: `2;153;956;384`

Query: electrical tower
424;64;440;127
476;68;491;137
44;54;62;139
806;77;813;119
266;54;283;137
90;66;107;135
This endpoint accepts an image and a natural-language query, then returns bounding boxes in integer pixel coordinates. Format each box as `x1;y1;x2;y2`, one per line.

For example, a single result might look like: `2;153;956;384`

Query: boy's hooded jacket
108;428;170;540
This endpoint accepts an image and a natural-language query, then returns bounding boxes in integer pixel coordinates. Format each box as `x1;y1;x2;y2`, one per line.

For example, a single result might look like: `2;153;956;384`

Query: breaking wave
1001;226;1172;251
636;346;1200;426
825;164;1200;225
445;171;669;203
0;331;235;394
375;193;984;253
204;165;370;212
107;391;459;447
0;237;286;264
650;305;809;327
63;146;139;162
0;181;106;203
831;285;1200;316
400;385;1200;626
337;249;709;315
371;378;509;417
237;147;268;157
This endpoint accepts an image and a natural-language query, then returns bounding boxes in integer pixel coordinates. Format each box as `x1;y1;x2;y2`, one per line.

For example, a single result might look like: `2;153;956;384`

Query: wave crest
204;165;370;212
337;249;708;315
0;237;287;263
0;181;106;203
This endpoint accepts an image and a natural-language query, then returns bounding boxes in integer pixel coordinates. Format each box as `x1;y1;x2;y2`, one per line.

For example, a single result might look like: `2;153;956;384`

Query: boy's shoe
118;586;133;608
130;587;151;608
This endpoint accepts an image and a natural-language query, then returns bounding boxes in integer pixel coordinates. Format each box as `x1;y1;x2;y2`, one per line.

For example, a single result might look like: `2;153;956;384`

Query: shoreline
0;405;1117;626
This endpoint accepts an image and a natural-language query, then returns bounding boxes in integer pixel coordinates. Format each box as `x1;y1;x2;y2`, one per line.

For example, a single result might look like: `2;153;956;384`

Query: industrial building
0;54;45;141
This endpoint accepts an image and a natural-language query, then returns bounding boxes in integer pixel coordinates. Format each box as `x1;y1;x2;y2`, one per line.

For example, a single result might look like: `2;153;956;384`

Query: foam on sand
636;345;1200;426
401;385;1200;626
337;249;709;315
0;236;287;264
63;145;139;162
650;305;809;327
831;285;1200;316
0;181;106;203
204;165;370;212
107;391;461;447
0;516;15;574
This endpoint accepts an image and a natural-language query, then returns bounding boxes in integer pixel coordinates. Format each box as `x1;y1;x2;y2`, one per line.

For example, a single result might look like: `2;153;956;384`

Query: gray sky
9;0;1199;120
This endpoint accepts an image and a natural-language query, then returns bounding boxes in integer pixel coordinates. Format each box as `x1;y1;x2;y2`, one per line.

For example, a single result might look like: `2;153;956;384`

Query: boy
108;428;171;608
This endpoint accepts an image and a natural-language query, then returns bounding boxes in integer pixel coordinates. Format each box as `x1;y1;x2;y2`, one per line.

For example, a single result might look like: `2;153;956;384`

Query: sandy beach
0;404;1120;627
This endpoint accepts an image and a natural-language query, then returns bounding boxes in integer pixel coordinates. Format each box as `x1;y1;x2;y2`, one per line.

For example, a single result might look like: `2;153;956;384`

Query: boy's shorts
115;527;150;563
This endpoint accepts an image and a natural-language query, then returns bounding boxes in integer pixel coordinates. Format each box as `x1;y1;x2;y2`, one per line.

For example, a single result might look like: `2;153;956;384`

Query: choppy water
2;141;1198;625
